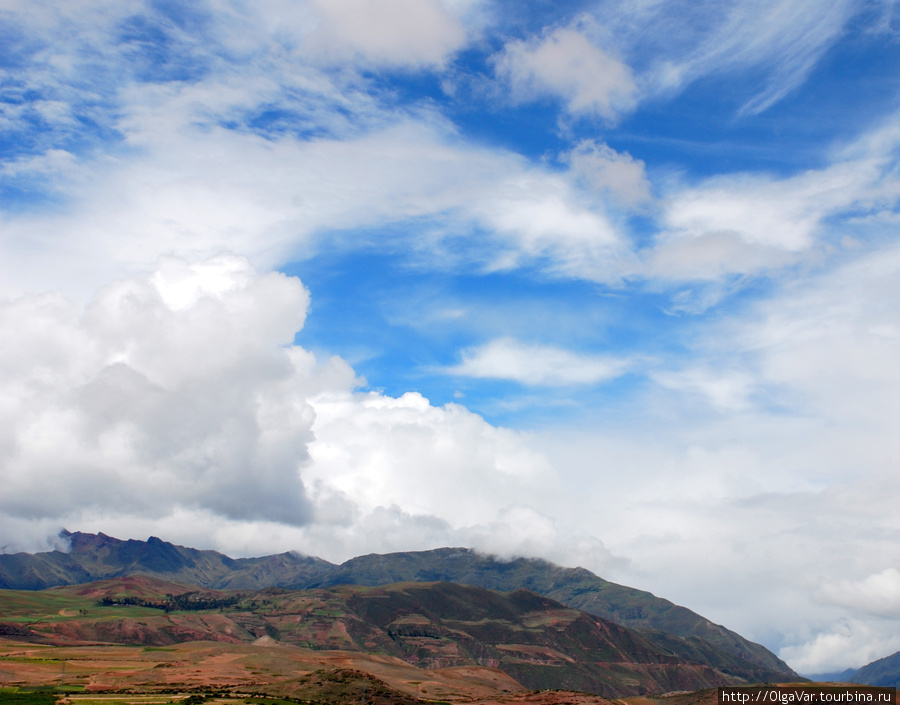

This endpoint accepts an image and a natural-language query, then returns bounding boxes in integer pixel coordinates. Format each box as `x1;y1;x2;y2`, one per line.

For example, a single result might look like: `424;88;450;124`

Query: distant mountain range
0;530;798;686
808;651;900;688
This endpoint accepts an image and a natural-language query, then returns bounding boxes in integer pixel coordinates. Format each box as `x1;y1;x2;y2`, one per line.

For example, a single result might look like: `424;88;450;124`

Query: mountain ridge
847;650;900;687
0;530;797;684
0;575;767;698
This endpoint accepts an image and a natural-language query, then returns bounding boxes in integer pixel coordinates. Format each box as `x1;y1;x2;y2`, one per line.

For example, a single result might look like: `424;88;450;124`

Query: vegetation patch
97;593;241;613
0;693;58;705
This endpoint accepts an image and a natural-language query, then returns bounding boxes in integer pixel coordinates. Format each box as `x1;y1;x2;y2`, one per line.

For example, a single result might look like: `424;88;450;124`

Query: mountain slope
849;650;900;687
0;532;797;684
0;576;746;697
310;547;795;682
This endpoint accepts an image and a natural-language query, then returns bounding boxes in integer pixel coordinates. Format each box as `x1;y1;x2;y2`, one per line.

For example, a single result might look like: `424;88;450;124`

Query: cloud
0;255;320;526
3;0;895;301
665;169;851;252
0;104;634;300
684;0;858;115
591;0;861;114
651;365;759;412
779;620;900;674
305;389;555;526
642;119;900;282
510;237;900;673
446;337;631;386
818;569;900;617
305;0;469;68
562;140;652;207
493;25;637;121
0;256;631;572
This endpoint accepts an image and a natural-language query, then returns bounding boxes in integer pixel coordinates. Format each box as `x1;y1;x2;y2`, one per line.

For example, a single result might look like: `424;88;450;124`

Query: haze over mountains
0;530;796;688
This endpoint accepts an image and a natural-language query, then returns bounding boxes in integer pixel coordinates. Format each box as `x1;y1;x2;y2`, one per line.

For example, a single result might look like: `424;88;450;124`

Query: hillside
849;650;900;687
318;547;794;681
0;532;797;684
1;576;747;697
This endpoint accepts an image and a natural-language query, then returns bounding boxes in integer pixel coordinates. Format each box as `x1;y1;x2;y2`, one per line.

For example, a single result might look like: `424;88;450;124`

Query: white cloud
644;120;900;281
664;167;858;251
305;0;468;68
305;389;555;527
684;0;858;115
779;620;900;674
0;255;319;526
447;337;631;386
0;106;634;300
562;140;652;207
3;0;895;299
493;25;636;121
483;237;900;675
591;0;861;114
818;569;900;618
652;365;758;412
0;256;626;570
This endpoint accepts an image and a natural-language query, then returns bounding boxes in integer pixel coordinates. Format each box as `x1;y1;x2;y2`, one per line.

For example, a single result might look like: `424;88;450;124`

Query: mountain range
809;651;900;688
0;574;752;698
0;530;797;687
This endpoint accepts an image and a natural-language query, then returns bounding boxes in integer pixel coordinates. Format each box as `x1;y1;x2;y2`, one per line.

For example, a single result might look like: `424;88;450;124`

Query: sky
2;0;900;676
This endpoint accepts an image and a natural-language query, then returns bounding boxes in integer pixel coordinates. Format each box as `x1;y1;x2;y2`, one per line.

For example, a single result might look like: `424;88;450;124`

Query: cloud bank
0;256;621;574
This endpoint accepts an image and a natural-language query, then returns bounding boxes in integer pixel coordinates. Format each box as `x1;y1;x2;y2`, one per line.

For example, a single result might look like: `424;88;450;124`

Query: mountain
316;547;794;682
805;668;858;682
0;530;334;591
0;531;797;684
849;651;900;687
0;576;752;697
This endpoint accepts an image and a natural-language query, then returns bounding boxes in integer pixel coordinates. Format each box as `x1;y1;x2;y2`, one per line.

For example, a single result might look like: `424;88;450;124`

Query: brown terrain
0;576;754;704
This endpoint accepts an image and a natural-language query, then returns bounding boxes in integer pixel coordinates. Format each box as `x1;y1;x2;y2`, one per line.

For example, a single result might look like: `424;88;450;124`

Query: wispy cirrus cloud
669;0;859;114
571;0;866;114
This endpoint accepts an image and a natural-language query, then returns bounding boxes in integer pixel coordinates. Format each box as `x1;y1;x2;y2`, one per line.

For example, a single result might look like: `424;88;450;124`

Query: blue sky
2;0;900;675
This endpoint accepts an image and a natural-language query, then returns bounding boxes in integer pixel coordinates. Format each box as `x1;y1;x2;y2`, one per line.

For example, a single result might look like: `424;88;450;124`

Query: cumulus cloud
493;25;637;121
0;255;319;526
0;256;625;570
446;337;631;386
6;0;891;299
5;0;900;679
305;0;469;68
305;389;555;526
562;140;651;207
0;0;633;294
